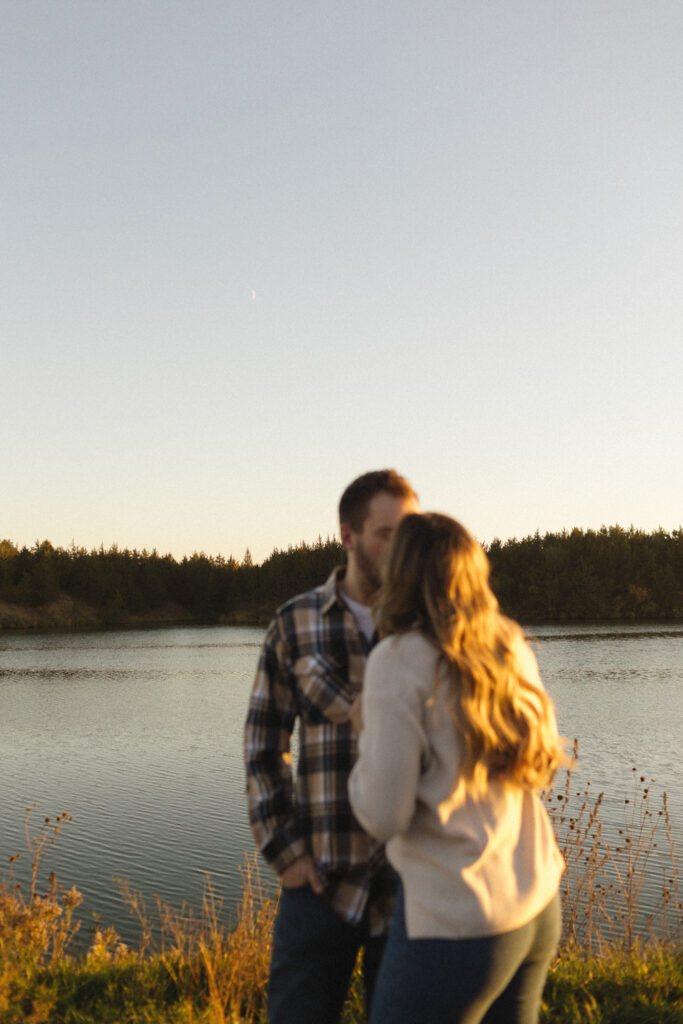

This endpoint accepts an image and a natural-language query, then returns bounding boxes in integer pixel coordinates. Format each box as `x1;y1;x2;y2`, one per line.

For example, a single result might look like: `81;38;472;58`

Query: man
244;469;420;1024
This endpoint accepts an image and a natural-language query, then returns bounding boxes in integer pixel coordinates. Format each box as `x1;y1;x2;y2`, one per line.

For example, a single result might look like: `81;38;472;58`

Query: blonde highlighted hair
375;513;568;795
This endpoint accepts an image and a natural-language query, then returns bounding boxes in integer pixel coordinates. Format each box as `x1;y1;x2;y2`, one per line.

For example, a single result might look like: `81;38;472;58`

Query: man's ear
340;522;354;552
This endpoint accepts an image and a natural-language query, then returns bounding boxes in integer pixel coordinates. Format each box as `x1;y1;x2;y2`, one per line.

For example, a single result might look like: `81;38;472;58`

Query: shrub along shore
1;769;681;1023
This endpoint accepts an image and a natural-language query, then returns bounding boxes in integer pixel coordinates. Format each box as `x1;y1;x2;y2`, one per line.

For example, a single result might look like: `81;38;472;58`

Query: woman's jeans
370;885;561;1024
268;883;386;1024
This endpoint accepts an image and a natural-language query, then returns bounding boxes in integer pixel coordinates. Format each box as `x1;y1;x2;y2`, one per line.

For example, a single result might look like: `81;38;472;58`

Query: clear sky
3;2;682;564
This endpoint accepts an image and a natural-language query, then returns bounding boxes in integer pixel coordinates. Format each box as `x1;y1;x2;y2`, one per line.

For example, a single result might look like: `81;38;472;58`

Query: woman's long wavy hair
375;513;567;795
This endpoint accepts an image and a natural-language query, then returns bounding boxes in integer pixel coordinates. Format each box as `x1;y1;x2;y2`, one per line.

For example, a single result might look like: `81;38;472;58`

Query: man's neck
338;566;377;607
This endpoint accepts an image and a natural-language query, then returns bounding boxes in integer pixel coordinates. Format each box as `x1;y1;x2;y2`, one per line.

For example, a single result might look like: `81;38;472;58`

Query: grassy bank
2;770;681;1023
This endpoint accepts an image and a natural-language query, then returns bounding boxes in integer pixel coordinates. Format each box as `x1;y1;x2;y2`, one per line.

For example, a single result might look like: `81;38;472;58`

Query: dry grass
1;756;681;1022
117;856;277;1023
0;809;82;1021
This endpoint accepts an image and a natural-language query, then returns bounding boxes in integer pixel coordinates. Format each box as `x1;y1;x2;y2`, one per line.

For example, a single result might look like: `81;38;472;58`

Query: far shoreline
0;595;275;633
1;594;681;635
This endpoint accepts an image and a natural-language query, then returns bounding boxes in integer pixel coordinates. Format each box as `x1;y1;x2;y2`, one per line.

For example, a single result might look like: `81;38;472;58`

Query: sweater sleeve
348;637;429;843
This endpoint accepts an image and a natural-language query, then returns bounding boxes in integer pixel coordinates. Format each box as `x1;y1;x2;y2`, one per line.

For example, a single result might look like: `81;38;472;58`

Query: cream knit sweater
348;630;564;939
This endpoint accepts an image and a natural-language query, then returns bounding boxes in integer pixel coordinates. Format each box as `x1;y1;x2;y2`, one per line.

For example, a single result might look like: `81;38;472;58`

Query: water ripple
1;622;680;950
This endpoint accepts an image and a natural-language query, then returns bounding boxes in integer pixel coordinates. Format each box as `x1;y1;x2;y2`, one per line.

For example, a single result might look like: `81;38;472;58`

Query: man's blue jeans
267;883;386;1024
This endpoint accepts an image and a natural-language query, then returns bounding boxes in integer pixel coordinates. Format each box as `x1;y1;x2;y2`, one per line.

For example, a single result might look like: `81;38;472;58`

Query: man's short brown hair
338;469;417;534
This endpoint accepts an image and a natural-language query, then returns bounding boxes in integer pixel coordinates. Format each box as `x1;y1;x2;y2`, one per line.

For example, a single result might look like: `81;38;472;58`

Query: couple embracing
245;470;566;1024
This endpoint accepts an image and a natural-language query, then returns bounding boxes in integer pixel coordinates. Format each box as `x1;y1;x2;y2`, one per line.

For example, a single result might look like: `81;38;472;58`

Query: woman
348;514;567;1024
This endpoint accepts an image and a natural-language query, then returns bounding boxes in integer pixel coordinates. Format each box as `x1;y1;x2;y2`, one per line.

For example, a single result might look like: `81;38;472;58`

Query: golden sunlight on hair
375;513;569;797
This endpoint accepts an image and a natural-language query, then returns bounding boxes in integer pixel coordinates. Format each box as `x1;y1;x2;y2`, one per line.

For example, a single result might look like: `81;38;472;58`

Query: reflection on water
1;622;681;948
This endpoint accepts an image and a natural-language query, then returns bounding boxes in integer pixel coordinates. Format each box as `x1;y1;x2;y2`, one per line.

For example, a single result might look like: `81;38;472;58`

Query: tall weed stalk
543;742;681;953
0;806;81;1021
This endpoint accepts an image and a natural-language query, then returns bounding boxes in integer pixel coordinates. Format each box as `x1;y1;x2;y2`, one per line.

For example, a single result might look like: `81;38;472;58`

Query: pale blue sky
3;2;682;563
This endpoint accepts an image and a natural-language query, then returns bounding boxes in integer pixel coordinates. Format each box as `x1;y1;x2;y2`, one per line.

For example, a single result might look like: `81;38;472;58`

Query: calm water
1;622;681;948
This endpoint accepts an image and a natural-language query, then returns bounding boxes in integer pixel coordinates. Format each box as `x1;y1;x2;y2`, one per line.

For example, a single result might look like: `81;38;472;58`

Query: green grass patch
541;944;683;1024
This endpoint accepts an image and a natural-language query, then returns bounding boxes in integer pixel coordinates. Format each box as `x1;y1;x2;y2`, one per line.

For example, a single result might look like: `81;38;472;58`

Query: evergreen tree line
0;536;344;625
0;525;681;627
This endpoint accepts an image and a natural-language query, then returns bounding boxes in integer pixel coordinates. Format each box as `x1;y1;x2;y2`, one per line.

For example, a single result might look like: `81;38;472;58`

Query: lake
1;622;681;949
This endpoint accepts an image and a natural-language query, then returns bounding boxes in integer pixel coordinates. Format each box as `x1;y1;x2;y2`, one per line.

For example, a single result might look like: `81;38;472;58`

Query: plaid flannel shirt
244;567;394;933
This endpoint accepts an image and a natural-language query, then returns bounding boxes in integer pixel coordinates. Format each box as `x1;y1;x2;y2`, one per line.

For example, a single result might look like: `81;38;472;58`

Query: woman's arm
348;638;429;843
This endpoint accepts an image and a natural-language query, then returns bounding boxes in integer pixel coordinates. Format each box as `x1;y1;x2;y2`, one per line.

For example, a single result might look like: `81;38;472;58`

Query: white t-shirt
342;593;376;643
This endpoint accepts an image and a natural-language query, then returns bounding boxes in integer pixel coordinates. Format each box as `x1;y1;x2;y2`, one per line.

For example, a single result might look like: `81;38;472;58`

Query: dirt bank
0;595;197;632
